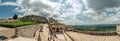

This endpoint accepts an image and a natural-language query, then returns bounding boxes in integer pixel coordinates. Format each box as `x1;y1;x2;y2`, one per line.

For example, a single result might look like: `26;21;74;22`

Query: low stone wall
72;30;117;36
16;24;43;38
0;29;15;38
0;19;19;23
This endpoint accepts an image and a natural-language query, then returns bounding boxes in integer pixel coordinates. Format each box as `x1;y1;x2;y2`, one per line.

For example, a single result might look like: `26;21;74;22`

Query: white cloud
15;0;56;17
13;0;120;25
0;2;20;6
0;0;1;3
53;1;82;16
54;16;85;25
83;9;96;18
14;0;85;25
49;0;85;25
82;7;120;24
85;0;120;12
81;0;120;24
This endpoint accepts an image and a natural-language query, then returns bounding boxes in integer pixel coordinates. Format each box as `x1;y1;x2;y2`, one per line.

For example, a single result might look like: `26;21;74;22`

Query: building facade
50;23;66;33
21;15;48;23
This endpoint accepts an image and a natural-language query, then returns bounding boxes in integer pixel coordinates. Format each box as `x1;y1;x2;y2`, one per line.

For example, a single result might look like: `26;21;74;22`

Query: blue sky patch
1;0;16;3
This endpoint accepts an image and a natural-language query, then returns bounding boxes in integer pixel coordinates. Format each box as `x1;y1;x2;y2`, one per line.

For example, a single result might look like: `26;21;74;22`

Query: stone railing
72;30;117;36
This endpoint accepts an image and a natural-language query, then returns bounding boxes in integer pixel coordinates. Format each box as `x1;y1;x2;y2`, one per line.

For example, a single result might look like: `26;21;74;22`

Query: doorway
56;28;59;32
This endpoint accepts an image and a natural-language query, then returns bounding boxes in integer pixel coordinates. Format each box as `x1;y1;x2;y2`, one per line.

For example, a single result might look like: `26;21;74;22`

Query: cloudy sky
0;0;120;25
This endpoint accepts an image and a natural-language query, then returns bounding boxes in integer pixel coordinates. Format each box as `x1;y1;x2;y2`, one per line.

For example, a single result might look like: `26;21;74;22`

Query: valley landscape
0;0;120;41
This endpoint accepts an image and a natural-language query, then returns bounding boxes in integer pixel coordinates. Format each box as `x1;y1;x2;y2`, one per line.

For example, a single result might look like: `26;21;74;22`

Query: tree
13;14;18;19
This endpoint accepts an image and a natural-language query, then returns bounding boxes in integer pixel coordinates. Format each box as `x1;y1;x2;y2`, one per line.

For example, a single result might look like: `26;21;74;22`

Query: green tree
13;14;18;19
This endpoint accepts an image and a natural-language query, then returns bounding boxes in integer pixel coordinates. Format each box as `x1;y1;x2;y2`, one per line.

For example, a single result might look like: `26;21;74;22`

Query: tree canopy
13;14;18;19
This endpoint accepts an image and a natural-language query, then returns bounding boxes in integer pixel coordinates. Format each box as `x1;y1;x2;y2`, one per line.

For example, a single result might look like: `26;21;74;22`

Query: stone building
48;18;58;24
48;18;66;33
50;23;66;33
21;15;48;23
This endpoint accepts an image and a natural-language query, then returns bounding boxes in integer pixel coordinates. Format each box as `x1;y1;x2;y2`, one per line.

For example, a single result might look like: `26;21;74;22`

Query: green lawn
0;21;39;28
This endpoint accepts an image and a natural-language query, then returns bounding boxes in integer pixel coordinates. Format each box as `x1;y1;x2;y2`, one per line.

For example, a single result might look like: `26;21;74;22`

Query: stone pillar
116;25;120;35
11;28;18;38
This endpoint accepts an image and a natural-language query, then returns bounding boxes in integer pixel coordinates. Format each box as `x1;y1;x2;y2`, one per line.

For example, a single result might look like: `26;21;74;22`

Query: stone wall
0;19;19;22
21;15;48;23
16;24;43;38
0;29;15;38
48;18;58;24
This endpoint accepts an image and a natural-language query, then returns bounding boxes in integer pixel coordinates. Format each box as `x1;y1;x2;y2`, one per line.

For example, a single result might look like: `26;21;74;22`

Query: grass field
0;21;39;28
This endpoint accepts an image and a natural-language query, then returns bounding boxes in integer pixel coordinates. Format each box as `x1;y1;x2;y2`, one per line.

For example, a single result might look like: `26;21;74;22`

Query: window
52;28;55;30
60;28;63;30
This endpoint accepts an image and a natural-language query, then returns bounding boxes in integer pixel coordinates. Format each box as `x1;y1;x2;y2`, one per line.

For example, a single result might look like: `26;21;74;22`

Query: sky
0;0;120;25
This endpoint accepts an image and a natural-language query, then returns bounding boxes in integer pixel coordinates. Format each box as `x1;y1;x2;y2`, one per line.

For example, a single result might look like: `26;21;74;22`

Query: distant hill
69;24;116;32
68;24;117;27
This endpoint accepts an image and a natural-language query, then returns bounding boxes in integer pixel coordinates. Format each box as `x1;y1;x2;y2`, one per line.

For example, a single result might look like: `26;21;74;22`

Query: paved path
34;28;40;40
55;33;66;41
39;24;49;41
66;31;120;41
8;37;37;41
0;27;11;31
